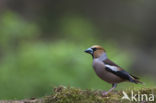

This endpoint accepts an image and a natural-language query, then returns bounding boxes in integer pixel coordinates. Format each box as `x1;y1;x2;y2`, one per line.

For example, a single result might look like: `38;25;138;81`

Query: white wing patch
105;64;119;72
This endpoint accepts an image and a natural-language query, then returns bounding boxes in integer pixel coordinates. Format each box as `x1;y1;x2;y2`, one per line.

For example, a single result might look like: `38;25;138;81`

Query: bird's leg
101;83;117;96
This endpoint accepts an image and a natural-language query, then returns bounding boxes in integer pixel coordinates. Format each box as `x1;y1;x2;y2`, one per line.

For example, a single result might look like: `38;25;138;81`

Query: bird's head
84;45;106;58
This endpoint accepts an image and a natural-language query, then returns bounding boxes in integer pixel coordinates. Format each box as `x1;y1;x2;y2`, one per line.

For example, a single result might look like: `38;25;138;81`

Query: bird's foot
101;91;109;97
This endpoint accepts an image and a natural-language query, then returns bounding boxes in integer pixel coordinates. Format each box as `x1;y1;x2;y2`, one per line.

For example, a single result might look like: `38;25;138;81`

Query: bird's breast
92;59;107;78
93;59;105;73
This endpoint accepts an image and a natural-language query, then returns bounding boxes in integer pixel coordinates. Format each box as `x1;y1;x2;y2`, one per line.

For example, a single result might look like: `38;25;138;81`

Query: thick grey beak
84;48;93;54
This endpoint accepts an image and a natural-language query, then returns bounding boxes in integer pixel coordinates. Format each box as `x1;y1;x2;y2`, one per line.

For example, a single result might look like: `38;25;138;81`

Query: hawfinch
84;45;142;96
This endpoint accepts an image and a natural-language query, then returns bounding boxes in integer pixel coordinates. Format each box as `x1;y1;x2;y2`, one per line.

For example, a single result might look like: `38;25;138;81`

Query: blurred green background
0;0;156;99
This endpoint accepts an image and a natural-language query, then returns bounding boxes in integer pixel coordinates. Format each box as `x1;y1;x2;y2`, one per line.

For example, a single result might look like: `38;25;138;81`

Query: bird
84;45;142;96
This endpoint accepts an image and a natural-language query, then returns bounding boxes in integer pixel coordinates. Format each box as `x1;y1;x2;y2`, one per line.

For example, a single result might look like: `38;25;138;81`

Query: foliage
0;11;39;50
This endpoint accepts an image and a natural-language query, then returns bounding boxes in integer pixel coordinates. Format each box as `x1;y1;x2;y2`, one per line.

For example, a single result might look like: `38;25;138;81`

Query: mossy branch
0;86;156;103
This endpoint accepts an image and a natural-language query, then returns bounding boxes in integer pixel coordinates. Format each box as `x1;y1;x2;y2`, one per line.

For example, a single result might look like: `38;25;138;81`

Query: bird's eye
92;48;97;51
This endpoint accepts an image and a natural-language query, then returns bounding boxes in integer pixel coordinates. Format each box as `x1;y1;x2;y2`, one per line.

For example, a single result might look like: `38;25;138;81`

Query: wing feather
103;59;139;83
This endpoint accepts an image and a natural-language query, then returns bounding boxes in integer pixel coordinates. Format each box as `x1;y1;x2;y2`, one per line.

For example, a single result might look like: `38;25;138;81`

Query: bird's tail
133;79;143;84
129;75;143;84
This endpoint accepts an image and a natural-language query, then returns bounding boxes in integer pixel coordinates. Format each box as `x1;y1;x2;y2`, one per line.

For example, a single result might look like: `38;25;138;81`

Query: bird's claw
101;91;109;97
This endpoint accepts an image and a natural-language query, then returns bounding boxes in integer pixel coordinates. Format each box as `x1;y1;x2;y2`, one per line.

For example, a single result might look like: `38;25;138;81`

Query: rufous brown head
84;45;106;58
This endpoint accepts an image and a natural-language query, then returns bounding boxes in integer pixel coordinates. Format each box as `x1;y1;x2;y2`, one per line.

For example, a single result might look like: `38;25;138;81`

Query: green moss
44;86;156;103
0;86;156;103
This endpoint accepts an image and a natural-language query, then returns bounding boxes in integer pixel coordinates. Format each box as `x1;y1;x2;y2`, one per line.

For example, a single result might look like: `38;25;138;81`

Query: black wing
103;59;140;83
105;66;137;83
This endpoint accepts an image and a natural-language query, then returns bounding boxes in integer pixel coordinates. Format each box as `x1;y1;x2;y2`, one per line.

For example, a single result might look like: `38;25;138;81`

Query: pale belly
92;59;124;83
